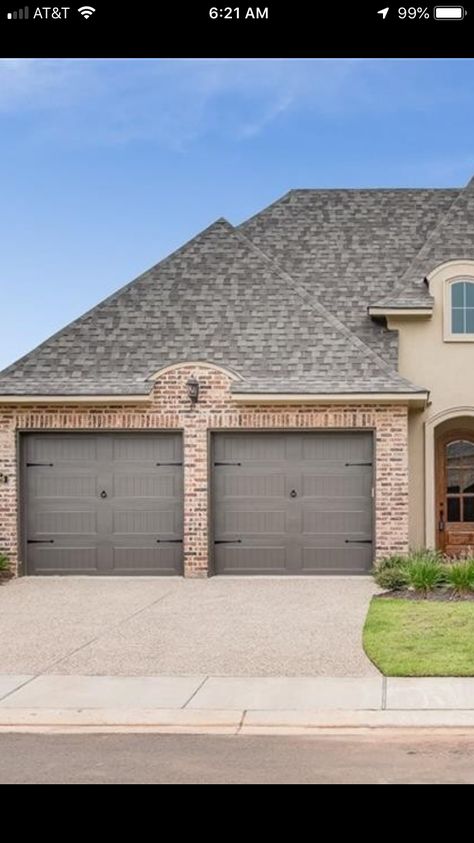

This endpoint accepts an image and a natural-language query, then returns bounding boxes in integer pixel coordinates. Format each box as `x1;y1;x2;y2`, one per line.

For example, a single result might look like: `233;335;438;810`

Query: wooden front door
437;432;474;555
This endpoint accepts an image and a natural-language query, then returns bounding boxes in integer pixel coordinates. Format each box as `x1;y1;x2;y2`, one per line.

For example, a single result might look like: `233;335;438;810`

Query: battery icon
434;6;465;18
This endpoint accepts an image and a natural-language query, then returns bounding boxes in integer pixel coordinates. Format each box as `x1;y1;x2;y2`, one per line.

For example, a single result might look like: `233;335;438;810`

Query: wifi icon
78;5;95;18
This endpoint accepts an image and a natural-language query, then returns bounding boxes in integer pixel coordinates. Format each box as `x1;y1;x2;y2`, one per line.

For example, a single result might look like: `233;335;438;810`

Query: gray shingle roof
240;187;458;364
2;180;471;399
373;178;474;309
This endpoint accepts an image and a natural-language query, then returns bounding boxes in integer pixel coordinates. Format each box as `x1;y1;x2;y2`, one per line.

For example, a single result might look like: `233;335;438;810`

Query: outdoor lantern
186;376;199;403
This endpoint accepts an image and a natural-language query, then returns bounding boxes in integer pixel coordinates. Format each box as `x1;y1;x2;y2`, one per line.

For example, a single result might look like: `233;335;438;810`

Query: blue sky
1;58;474;370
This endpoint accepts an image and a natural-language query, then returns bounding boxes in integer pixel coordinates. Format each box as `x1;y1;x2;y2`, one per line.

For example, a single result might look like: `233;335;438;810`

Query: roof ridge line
232;225;410;382
381;184;465;300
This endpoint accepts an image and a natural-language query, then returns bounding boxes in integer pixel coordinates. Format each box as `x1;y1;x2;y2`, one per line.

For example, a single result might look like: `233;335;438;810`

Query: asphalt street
1;733;474;784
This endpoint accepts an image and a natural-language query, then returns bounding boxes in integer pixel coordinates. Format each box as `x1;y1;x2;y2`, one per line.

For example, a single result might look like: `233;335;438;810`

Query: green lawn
363;598;474;676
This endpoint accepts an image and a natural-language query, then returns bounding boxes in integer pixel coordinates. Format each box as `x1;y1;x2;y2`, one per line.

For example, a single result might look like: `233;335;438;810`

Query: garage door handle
214;540;242;544
156;539;183;543
27;539;54;544
290;489;297;498
345;539;372;544
100;490;108;499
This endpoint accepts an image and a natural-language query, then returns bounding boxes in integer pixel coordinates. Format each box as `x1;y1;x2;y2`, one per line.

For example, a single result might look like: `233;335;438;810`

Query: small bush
374;565;408;591
444;560;474;595
0;553;9;572
404;553;446;594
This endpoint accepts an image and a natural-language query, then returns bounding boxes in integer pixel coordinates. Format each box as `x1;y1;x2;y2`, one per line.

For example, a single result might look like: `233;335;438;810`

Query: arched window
450;280;474;335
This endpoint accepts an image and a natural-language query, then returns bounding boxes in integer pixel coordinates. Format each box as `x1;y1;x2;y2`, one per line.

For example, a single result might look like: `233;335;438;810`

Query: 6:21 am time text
209;7;269;19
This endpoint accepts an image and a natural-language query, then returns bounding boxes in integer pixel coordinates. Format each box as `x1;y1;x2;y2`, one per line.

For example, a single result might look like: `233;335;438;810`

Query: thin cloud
0;59;471;149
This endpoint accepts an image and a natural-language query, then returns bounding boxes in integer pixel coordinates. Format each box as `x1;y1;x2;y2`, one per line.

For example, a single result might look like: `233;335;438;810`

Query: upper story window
444;277;474;341
451;280;474;334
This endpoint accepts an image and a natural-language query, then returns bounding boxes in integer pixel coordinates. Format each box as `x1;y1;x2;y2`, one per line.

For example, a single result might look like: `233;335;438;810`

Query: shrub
444;560;474;595
404;552;446;594
374;564;408;591
0;553;9;572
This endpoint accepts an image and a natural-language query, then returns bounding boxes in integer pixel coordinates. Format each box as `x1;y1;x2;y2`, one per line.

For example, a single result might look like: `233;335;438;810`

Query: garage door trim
209;429;376;576
20;430;184;576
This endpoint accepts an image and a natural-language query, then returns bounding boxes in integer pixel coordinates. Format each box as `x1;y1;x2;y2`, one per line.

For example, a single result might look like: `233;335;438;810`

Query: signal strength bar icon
7;6;29;18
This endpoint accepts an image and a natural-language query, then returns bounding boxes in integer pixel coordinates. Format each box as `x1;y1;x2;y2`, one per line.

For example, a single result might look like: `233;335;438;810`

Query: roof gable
373;178;474;308
0;217;424;397
240;187;459;364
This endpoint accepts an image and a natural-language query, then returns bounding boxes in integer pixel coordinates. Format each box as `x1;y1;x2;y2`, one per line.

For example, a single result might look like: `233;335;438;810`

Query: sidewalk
3;673;474;734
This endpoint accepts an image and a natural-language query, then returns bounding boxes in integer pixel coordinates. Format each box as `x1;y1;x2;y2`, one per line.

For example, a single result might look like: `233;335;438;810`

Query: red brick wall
0;364;409;576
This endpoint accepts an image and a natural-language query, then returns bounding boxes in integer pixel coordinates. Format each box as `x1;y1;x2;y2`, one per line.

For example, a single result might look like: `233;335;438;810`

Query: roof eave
0;393;153;404
368;306;433;318
230;391;429;407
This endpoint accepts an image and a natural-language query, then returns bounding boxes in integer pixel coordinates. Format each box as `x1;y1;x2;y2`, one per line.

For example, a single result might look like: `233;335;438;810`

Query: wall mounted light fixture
186;376;200;404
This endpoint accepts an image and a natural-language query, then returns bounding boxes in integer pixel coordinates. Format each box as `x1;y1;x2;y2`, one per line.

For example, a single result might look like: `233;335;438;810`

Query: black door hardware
214;462;242;466
345;462;372;467
27;463;54;467
156;539;183;543
27;539;54;544
156;462;183;466
345;539;373;544
290;489;297;498
214;540;242;544
100;490;108;498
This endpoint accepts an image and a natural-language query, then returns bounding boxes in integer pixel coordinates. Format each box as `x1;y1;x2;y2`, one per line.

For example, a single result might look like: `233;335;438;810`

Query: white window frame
444;276;474;342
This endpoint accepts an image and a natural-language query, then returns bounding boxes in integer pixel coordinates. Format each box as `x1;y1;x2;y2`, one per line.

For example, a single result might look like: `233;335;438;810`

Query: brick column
374;406;409;559
0;428;17;571
183;422;209;577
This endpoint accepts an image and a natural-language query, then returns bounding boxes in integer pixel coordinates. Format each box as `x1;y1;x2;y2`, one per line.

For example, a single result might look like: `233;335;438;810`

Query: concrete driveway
0;577;378;677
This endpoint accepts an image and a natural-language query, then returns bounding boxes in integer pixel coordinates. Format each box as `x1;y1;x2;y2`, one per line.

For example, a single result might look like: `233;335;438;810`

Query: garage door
23;433;183;575
212;432;373;575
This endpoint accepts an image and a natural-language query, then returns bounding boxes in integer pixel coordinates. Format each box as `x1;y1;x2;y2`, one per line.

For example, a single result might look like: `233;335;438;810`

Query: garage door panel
302;546;372;573
214;433;286;462
302;434;372;461
302;473;372;497
112;546;180;575
27;435;99;463
31;546;99;574
34;510;98;536
300;496;372;513
214;546;287;574
111;433;180;461
303;509;372;534
31;474;98;499
213;432;373;575
219;510;287;535
113;472;178;499
112;508;177;535
218;472;286;498
24;433;183;576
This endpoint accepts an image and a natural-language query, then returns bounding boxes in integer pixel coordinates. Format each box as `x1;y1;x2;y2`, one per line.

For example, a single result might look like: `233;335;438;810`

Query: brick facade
0;364;409;576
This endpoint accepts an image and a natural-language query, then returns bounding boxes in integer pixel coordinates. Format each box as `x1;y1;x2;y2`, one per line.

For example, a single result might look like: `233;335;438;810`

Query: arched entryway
425;409;474;549
436;429;474;554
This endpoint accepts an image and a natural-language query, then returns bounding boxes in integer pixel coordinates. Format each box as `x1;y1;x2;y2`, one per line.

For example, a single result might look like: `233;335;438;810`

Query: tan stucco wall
387;260;474;548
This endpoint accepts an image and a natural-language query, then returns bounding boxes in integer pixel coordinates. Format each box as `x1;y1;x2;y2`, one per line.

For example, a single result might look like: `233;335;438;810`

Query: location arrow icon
378;7;389;18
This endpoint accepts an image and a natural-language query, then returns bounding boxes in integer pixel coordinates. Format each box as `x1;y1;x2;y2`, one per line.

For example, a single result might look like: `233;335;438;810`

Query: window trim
444;276;474;342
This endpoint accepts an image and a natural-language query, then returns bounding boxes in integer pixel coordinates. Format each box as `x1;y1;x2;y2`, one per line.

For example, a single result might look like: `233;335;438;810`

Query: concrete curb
4;707;474;735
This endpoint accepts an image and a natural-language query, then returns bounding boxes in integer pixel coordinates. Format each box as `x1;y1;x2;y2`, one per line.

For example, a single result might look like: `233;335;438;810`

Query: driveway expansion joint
181;677;209;709
35;586;179;676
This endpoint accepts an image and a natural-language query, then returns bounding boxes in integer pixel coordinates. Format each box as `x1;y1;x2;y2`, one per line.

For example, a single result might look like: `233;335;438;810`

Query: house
1;178;474;577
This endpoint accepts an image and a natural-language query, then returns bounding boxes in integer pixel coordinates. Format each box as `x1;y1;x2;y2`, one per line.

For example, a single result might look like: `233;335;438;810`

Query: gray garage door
212;432;373;575
23;433;183;575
